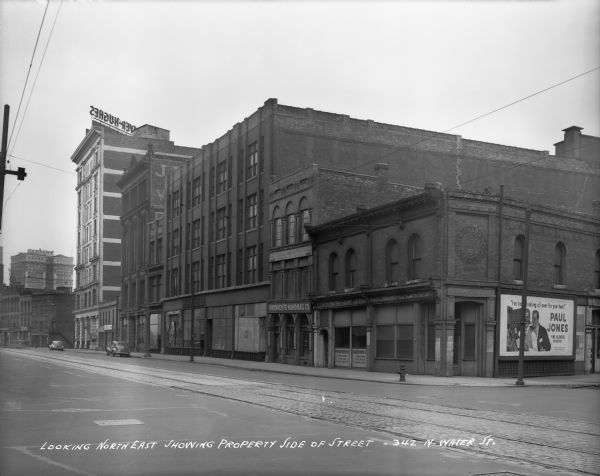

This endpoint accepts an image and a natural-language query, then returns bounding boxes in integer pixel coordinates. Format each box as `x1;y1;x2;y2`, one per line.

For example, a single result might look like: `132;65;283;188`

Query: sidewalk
80;349;600;388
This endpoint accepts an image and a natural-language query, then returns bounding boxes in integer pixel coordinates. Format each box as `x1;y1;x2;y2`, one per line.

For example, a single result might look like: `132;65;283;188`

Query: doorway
453;302;480;376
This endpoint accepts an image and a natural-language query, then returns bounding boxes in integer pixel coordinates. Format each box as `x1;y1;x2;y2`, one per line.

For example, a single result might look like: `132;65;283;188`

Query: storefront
267;301;312;365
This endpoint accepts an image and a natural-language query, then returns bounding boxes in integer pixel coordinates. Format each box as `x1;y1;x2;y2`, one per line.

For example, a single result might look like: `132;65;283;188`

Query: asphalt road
1;348;598;476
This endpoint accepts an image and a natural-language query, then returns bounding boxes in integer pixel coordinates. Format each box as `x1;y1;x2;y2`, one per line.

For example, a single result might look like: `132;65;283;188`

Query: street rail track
6;349;600;475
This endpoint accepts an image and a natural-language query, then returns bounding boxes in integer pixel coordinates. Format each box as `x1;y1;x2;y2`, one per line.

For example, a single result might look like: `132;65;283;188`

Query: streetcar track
6;349;599;475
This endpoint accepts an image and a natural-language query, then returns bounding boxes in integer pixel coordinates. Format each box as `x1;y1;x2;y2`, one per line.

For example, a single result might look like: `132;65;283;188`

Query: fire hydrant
398;364;406;382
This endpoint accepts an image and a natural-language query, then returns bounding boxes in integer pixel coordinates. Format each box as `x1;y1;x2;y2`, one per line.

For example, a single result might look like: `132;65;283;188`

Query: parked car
49;340;64;351
106;341;130;357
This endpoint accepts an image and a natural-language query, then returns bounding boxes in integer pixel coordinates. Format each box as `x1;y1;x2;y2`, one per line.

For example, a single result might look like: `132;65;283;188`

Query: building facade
117;142;197;352
71;113;198;350
307;186;600;376
0;286;75;347
266;163;421;365
10;249;73;290
156;99;598;373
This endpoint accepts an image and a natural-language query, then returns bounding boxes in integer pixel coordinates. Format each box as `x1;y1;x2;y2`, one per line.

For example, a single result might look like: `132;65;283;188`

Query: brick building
117;142;197;352
266;163;421;365
70;111;198;350
10;249;73;290
307;186;600;376
0;286;74;347
157;99;599;368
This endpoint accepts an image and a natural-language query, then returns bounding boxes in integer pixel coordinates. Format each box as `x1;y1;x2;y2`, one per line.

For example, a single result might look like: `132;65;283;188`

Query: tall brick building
308;187;600;377
70;111;197;349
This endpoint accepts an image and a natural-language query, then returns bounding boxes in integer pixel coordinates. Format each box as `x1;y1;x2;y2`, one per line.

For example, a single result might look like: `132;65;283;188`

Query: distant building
0;286;75;347
10;249;73;290
70;112;198;349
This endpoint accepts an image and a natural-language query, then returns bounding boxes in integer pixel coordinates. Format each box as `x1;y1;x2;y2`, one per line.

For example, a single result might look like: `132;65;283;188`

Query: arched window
299;197;311;242
408;234;421;280
272;206;283;248
513;235;525;280
386;239;399;282
328;253;339;291
345;249;357;288
595;250;600;289
286;202;296;245
553;242;566;285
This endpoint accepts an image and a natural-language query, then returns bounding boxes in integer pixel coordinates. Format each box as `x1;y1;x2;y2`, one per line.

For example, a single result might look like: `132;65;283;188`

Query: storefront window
396;324;414;359
376;325;395;358
335;327;350;348
286;317;295;353
352;326;367;348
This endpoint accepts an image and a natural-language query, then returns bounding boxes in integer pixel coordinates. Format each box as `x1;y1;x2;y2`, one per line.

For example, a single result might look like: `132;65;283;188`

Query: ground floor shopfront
311;284;593;377
73;311;99;350
266;301;313;365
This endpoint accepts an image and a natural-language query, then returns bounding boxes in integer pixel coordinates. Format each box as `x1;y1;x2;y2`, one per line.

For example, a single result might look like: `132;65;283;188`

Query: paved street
1;348;598;476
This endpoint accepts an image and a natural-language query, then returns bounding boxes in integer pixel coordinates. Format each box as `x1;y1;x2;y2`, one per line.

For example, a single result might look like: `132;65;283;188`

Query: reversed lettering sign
90;106;136;134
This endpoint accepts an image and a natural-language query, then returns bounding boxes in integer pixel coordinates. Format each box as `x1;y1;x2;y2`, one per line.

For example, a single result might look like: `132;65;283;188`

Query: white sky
0;0;598;285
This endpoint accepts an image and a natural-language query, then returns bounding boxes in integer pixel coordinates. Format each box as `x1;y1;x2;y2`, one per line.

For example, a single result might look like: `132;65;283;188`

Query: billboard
499;294;574;357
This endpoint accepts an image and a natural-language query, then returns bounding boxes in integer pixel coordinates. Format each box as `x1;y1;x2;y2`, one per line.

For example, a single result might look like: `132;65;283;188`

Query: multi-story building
158;99;599;367
117;142;198;352
9;249;73;290
266;163;421;365
0;286;74;347
71;110;198;349
307;186;600;376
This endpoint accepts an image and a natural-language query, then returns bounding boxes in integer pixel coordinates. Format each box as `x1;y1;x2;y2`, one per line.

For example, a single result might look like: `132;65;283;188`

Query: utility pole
1;105;27;231
516;208;531;386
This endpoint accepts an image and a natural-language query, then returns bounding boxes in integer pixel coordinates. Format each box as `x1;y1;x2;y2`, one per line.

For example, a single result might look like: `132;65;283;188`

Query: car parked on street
106;341;130;357
49;340;64;351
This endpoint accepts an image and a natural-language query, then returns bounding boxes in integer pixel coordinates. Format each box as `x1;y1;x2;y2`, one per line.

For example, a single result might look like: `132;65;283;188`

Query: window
272;207;283;247
553;242;566;285
216;254;226;289
171;268;179;295
247;194;258;229
513;235;525;280
329;253;339;291
217;161;227;194
595;250;600;289
386;239;399;282
192;261;200;293
172;229;180;256
192;177;201;206
396;325;414;359
335;327;350;348
299;198;311;242
247;142;258;178
246;246;257;283
345;249;357;288
408;234;421;280
216;207;227;240
376;325;395;358
192;219;200;248
172;190;180;217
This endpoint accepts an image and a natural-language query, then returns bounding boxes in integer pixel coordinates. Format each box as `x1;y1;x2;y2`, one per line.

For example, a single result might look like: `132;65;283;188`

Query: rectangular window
335;327;351;348
217;161;227;194
376;325;395;358
396;324;414;359
216;207;227;240
172;190;180;217
216;254;226;289
427;323;436;361
247;194;258;229
352;326;367;349
192;219;200;248
192;177;201;206
246;246;257;283
209;165;215;196
247;142;258;178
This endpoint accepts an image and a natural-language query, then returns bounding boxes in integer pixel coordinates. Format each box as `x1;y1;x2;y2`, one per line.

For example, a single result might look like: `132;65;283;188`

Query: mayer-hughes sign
89;106;136;134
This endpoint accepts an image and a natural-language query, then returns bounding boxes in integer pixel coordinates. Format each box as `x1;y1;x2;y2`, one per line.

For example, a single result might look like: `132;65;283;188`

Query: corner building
307;187;600;377
71;118;197;349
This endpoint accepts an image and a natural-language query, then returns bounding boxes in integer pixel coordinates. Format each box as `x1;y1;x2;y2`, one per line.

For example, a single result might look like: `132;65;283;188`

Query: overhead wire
341;66;600;186
7;153;74;175
10;0;63;158
7;0;50;159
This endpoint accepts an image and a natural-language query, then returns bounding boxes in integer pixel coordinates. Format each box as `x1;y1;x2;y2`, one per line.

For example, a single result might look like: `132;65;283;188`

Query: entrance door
454;302;480;376
594;328;600;373
321;330;329;368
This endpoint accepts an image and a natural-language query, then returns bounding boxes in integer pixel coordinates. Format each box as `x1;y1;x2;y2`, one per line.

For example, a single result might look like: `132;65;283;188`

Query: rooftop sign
89;106;136;134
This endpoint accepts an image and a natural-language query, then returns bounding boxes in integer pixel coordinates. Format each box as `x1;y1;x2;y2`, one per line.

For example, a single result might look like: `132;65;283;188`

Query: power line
8;154;74;175
342;66;600;178
10;0;63;157
7;0;50;158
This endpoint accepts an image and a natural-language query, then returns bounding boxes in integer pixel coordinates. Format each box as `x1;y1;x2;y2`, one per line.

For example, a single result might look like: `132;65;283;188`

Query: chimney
555;126;583;159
